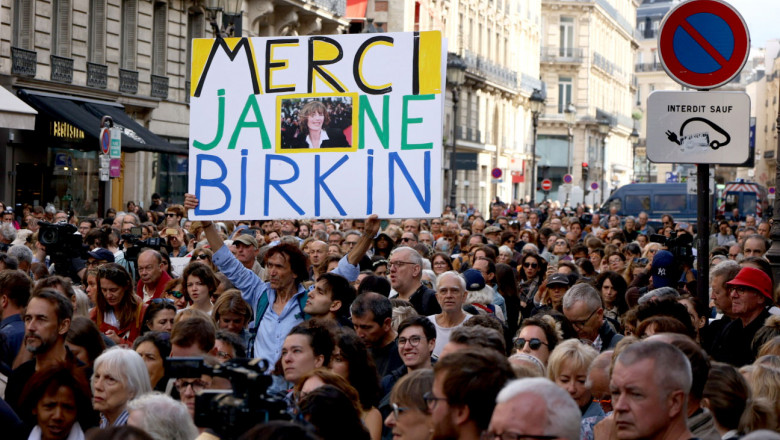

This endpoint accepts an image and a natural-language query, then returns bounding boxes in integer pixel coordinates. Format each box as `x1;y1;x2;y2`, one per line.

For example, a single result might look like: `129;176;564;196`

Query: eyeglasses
388;261;417;269
168;290;184;299
513;337;548;351
194;254;210;260
480;432;559;440
165;213;177;217
151;298;174;305
728;285;759;296
555;241;567;246
423;392;446;409
432;221;442;225
523;262;538;269
569;308;600;329
433;261;449;267
633;258;649;265
391;403;410;420
86;260;105;267
398;335;423;347
175;379;209;393
401;237;416;242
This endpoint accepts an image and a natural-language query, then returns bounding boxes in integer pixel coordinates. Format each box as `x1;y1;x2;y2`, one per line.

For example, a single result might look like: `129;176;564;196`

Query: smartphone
166;228;178;236
130;226;143;236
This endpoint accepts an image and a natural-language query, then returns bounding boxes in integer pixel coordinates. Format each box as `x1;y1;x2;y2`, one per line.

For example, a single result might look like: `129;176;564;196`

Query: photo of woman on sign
282;99;351;150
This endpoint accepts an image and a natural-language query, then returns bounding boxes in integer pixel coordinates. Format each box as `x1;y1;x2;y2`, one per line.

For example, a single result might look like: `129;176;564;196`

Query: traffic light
582;162;589;181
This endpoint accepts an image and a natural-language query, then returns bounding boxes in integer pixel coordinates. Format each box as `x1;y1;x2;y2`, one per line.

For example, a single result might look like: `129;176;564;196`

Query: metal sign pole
696;163;710;307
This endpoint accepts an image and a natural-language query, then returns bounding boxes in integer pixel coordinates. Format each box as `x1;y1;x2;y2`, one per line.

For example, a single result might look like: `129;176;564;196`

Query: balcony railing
50;55;74;83
11;47;37;77
119;69;138;94
151;75;169;99
87;63;108;89
635;62;663;72
311;0;346;16
541;47;584;63
455;126;483;143
463;50;518;90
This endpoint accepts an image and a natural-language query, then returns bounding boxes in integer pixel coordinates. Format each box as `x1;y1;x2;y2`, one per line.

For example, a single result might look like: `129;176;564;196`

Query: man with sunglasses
562;284;623;352
485;378;581;440
710;266;773;366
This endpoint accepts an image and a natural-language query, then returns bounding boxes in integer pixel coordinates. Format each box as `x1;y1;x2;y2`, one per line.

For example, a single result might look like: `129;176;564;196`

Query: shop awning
0;86;37;130
345;0;368;20
18;89;187;155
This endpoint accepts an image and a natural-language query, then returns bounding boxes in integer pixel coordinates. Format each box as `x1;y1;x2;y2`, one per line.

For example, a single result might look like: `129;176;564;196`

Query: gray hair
0;223;17;242
495;378;581;440
508;353;546;377
562;283;602;312
390;246;423;267
73;289;90;318
498;245;513;256
711;259;741;284
421;269;437;291
8;244;32;265
638;286;680;305
92;347;152;400
436;270;466;292
123;212;141;226
615;340;692;397
522;243;539;254
127;392;198;440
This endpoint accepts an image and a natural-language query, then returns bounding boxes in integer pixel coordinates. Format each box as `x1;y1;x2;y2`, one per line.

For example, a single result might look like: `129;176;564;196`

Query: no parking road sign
658;0;750;90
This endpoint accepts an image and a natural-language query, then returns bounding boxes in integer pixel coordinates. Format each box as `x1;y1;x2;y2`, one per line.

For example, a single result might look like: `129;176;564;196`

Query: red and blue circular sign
658;0;750;90
491;168;502;179
591;182;599;191
100;128;111;155
563;174;573;184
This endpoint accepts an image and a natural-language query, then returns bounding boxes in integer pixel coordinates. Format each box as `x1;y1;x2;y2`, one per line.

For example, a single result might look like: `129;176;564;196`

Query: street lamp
597;119;612;205
529;88;545;206
200;0;242;38
446;52;467;211
564;103;576;206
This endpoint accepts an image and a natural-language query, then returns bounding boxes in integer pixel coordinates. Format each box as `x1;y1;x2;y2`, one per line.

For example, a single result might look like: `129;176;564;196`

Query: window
152;2;167;76
52;0;72;57
187;10;205;78
89;0;107;64
13;0;34;49
559;16;574;57
653;194;685;212
625;195;651;213
558;77;572;113
121;0;138;70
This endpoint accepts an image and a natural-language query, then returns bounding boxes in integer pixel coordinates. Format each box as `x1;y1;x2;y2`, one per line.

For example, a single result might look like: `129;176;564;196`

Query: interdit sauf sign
188;32;445;220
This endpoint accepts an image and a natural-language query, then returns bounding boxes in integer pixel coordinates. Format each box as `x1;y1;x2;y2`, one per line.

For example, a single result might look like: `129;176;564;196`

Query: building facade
537;0;638;207
0;0;347;215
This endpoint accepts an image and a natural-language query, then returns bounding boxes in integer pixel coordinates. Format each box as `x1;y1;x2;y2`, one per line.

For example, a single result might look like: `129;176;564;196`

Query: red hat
725;267;774;302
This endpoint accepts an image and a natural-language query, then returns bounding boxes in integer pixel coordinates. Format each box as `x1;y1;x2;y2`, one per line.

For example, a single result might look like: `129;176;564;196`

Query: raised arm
347;214;380;266
183;193;224;252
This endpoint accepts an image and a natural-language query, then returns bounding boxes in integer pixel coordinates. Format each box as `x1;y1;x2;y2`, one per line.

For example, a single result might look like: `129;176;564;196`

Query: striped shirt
99;409;129;428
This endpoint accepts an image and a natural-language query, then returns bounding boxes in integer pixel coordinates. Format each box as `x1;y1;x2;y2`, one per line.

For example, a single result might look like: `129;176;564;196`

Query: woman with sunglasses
91;264;146;347
594;271;628;324
518;252;547;316
182;262;218;315
383;369;434;440
140;299;176;334
190;247;217;272
162;278;189;310
512;315;559;366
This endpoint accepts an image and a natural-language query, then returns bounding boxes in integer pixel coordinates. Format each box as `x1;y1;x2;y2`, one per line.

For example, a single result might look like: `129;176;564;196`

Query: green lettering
228;94;272;150
401;94;434;150
358;95;390;149
193;89;225;151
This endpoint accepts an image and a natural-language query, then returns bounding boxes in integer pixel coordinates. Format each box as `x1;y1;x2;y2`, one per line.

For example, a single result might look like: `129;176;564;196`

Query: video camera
166;357;290;438
649;231;694;266
38;222;88;278
121;226;171;262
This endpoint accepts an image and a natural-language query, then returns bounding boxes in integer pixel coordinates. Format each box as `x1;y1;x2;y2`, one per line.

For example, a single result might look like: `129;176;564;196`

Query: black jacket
284;128;349;149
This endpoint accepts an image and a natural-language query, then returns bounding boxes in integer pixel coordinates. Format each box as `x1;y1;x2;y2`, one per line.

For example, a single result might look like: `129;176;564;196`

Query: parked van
597;183;702;226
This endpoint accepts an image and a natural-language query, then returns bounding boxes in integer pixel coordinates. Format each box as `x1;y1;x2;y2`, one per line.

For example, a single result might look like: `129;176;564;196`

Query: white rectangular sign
187;32;445;220
685;168;714;195
646;91;750;164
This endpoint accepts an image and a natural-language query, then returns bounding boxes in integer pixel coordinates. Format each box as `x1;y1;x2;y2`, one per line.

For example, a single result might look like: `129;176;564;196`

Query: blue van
597;183;703;226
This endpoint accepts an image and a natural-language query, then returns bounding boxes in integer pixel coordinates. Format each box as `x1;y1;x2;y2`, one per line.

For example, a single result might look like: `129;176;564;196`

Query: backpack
246;288;310;357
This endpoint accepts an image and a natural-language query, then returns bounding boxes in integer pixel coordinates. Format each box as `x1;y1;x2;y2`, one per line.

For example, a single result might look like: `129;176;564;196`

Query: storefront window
156;152;188;205
48;148;100;216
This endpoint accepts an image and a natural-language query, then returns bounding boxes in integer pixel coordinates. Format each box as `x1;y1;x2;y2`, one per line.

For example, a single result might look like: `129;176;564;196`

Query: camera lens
40;228;58;245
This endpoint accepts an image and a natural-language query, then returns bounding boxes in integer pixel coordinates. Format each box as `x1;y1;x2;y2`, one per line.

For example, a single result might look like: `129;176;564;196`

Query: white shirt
427;314;472;357
305;130;330;149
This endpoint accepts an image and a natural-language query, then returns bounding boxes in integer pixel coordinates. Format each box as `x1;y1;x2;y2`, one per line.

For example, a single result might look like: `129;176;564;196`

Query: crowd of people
0;194;779;440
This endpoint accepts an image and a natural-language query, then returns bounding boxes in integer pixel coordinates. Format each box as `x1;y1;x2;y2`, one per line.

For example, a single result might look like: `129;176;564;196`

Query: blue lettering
264;155;304;216
195;154;231;215
314;154;348;217
388;151;431;214
240;149;248;215
366;149;374;214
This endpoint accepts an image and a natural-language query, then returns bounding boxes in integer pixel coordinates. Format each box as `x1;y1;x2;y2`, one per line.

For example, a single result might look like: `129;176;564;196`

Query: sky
722;0;780;47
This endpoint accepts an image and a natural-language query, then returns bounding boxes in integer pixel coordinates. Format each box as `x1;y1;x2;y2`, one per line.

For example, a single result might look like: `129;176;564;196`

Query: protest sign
188;31;445;220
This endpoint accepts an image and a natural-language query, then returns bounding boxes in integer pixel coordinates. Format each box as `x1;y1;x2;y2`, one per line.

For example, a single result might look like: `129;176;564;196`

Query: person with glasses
512;316;559;366
190;247;216;271
547;339;602;421
562;284;623;353
214;329;246;362
431;253;453;276
163;206;184;229
384;369;434;440
388;247;441;316
429;348;514;440
162;278;189;310
91;264;146;347
711;267;773;367
485;377;581;440
86;248;115;269
518;253;547;315
381;316;436;398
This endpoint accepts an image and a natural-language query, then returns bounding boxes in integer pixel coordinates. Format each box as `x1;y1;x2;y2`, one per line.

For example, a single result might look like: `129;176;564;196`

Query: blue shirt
212;246;359;367
0;314;24;373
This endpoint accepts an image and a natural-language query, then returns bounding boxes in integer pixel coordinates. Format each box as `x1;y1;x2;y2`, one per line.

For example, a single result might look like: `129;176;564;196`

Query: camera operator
163;226;188;258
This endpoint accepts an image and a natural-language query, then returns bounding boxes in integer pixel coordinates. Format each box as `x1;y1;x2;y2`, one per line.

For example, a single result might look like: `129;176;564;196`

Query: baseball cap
87;248;115;263
462;269;486;291
233;234;258;248
726;267;774;302
546;273;570;287
651;250;675;288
